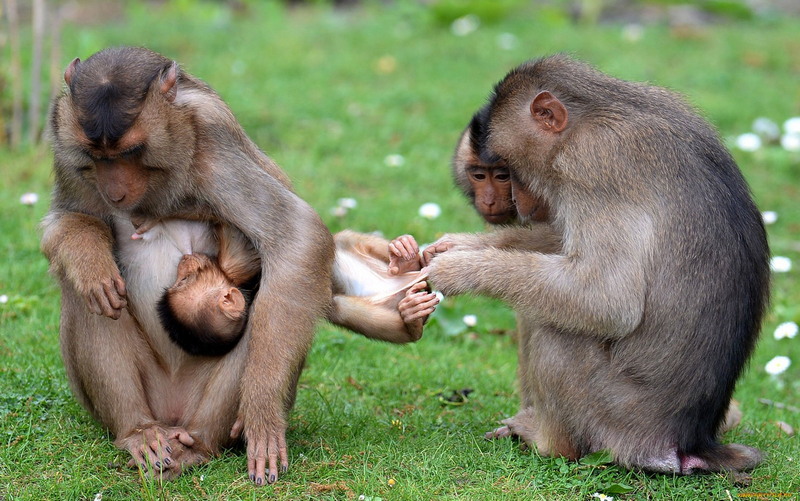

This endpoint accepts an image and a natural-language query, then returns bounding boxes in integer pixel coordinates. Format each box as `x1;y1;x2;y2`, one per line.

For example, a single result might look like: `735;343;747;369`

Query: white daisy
770;256;791;273
418;202;442;219
774;322;798;340
765;356;791;376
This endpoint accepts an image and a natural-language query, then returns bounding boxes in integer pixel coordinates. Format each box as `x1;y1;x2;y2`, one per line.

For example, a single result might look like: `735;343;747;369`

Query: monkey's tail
682;443;763;474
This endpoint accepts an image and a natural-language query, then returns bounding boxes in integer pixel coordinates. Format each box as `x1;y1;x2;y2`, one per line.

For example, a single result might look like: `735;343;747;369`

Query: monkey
424;54;769;475
327;230;438;343
41;47;335;485
125;219;260;357
453;96;747;445
128;218;437;354
452;105;549;225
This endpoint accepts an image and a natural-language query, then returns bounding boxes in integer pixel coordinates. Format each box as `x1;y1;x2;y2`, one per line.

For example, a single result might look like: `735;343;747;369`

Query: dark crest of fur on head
468;105;497;165
69;47;174;146
156;287;253;357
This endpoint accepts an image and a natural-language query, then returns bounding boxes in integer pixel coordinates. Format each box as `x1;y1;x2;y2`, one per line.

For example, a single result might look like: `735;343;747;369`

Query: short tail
682;443;763;474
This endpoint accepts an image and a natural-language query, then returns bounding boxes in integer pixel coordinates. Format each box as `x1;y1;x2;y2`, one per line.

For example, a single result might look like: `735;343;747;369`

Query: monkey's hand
421;233;486;266
427;250;484;297
242;419;288;485
130;216;160;240
388;234;421;275
398;280;440;341
69;260;127;319
41;211;128;319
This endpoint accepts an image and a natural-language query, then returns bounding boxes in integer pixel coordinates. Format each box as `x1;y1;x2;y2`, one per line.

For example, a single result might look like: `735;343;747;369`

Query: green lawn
1;1;799;499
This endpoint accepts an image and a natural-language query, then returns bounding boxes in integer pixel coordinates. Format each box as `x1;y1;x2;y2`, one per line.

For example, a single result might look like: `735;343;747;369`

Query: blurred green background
1;1;799;499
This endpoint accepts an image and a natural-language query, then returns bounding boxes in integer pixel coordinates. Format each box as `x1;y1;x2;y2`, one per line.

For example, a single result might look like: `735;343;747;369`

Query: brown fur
427;55;769;474
42;47;334;485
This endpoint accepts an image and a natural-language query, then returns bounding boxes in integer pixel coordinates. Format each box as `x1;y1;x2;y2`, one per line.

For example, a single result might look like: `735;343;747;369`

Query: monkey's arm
217;224;261;285
423;225;562;265
208;176;334;485
428;239;646;339
41;211;127;319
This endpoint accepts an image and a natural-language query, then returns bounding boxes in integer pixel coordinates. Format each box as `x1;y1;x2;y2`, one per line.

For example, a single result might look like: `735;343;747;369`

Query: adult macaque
425;55;769;474
130;218;436;352
41;47;334;485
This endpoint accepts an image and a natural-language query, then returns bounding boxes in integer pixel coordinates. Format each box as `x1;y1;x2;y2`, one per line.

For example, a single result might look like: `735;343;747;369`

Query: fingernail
250;474;256;482
165;446;172;454
269;474;276;483
155;461;161;469
256;476;263;485
163;457;171;465
281;464;288;473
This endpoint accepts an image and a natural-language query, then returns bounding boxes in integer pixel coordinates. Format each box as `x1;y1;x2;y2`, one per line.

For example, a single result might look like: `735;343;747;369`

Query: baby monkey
132;220;436;356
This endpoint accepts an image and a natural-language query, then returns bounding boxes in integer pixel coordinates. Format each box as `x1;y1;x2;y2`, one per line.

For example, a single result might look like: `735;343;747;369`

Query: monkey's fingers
230;418;244;439
114;274;127;298
390;235;419;260
400;293;439;322
247;439;268;485
421;241;453;266
266;431;288;484
168;429;195;447
97;282;126;319
400;287;440;314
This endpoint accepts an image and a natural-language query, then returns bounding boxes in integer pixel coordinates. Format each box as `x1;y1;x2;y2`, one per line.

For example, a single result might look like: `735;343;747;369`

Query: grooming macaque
425;55;769;474
42;47;335;485
132;219;437;352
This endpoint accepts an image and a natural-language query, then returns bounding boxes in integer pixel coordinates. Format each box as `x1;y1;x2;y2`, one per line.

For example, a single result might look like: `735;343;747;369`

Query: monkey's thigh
58;286;154;434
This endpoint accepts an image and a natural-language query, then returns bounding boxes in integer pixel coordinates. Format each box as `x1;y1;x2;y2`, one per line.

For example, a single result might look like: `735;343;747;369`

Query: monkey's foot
117;424;199;479
388;235;422;275
485;425;515;440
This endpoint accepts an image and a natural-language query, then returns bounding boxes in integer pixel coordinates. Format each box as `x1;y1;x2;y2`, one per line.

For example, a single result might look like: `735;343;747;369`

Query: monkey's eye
494;171;511;182
121;144;145;158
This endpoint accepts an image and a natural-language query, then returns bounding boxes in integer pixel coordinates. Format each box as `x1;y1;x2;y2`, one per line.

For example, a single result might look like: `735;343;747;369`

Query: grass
1;1;799;499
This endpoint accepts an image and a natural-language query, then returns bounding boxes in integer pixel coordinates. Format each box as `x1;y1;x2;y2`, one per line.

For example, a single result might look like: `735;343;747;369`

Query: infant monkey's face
167;253;247;340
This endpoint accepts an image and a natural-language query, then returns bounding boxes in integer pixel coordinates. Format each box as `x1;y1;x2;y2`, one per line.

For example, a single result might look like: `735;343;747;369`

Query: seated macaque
132;220;437;356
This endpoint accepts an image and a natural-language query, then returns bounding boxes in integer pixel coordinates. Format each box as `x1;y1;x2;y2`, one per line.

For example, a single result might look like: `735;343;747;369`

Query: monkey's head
54;47;196;213
454;108;549;224
452;128;516;225
157;253;249;357
482;58;570;222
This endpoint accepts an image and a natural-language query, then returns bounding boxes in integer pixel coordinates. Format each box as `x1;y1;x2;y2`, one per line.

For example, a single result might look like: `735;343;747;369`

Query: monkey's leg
59;284;189;477
486;315;536;440
178;341;249;470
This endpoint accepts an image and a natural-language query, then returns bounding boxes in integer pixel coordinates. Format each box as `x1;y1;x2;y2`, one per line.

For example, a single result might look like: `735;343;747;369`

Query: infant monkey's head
157;253;249;357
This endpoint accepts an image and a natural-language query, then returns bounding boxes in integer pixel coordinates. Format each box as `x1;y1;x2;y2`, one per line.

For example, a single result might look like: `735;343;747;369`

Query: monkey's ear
531;91;568;133
220;288;245;319
64;57;80;86
160;61;179;103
